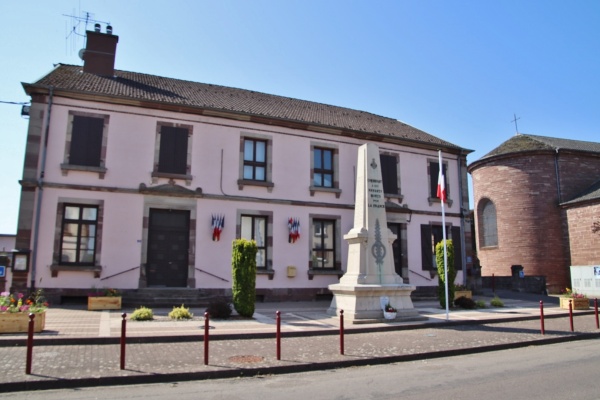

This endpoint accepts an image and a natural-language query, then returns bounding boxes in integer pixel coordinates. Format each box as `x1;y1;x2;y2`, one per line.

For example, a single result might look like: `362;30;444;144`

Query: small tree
232;239;257;317
436;239;455;308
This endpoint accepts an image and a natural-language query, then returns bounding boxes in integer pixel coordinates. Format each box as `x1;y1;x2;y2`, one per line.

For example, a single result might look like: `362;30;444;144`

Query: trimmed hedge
436;239;455;308
232;239;257;318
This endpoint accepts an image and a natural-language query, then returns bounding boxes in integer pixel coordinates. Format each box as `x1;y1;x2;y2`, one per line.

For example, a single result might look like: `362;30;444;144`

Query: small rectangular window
158;126;188;175
313;148;334;188
243;139;267;181
241;215;268;268
69;116;104;167
60;204;98;265
312;219;336;269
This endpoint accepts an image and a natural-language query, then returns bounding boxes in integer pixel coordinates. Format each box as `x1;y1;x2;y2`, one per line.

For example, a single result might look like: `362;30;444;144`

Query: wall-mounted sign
12;251;30;272
0;265;5;278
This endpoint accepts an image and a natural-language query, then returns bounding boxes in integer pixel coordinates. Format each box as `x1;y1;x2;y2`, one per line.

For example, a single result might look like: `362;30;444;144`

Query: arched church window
481;199;498;247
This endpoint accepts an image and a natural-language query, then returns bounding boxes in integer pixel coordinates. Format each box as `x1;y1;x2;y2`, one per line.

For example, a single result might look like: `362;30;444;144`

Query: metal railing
195;267;229;283
409;269;434;282
100;266;140;281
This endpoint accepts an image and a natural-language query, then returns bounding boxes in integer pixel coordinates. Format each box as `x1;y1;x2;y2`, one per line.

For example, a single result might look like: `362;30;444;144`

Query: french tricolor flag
437;159;446;203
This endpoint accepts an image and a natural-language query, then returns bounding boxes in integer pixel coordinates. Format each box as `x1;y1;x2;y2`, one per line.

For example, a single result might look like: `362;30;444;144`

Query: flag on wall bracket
211;214;225;241
288;218;301;243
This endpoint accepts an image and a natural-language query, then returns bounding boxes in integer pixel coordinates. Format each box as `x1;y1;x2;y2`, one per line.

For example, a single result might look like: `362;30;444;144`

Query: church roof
23;64;467;153
561;179;600;207
480;134;600;160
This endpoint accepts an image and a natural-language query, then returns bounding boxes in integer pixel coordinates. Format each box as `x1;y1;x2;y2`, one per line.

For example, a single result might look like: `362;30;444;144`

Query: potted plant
88;288;122;311
0;289;48;333
559;288;589;310
454;284;472;300
383;302;397;320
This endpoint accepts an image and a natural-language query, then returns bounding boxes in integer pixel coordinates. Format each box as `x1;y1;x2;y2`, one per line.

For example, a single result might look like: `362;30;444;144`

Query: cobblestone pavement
1;290;599;392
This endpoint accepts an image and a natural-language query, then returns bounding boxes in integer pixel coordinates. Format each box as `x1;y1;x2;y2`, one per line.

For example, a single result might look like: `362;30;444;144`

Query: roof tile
25;64;464;150
480;133;600;160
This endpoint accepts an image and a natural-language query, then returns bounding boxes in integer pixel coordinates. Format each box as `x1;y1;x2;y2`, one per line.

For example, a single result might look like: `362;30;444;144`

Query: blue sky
1;0;599;234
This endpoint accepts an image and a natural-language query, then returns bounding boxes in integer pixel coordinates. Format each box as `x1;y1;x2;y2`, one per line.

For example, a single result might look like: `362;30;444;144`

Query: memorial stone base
327;283;426;323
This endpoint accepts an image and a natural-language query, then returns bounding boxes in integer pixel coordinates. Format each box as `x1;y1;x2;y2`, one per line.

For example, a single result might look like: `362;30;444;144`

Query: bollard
276;311;281;361
595;299;599;330
569;300;574;332
204;312;210;365
339;310;344;355
25;313;35;375
539;301;545;335
120;313;127;370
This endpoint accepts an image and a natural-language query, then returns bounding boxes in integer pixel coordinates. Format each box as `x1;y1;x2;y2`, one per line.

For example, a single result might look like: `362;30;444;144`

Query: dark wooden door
147;209;190;287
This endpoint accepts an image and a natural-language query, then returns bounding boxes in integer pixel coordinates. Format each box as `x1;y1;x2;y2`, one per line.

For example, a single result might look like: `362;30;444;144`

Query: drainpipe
457;151;467;286
30;86;54;290
554;148;562;204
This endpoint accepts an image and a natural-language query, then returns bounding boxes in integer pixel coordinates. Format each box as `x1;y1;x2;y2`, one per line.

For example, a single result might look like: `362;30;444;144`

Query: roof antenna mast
64;10;111;57
511;113;521;135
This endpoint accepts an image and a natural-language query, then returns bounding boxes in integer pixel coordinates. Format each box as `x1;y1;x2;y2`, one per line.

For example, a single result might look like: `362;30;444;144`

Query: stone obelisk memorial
328;143;422;322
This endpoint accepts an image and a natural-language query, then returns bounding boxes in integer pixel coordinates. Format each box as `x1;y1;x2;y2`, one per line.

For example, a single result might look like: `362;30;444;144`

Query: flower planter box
88;296;122;311
383;311;397;320
0;312;46;333
454;290;472;300
560;297;589;310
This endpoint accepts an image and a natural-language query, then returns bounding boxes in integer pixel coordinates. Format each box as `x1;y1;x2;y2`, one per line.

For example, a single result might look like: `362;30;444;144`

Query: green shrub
168;304;193;320
205;299;233;319
475;300;487;308
436;239;455;308
232;239;257;318
490;296;504;307
130;306;154;321
454;296;476;309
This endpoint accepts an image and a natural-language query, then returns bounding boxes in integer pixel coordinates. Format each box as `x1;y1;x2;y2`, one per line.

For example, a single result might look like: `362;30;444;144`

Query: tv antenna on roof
64;10;112;57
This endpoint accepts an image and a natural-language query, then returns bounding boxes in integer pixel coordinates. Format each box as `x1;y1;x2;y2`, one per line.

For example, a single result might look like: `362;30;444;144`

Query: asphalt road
4;339;599;400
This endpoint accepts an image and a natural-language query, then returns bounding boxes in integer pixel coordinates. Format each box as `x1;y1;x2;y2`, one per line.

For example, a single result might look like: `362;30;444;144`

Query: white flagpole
439;150;449;321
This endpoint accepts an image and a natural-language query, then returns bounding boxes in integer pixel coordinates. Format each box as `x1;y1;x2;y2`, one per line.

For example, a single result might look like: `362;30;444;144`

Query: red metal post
569;300;574;332
276;311;281;361
25;313;35;375
339;309;344;355
595;299;599;330
120;313;127;370
539;301;545;335
204;312;210;365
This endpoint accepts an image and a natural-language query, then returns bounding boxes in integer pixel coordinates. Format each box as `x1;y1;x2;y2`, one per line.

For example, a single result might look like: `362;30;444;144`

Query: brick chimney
83;24;119;76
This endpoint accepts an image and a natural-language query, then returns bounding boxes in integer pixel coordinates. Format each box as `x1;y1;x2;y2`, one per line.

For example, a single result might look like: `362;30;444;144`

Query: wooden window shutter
70;116;103;166
452;226;463;273
380;154;398;195
430;162;448;198
158;126;188;174
420;224;433;270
